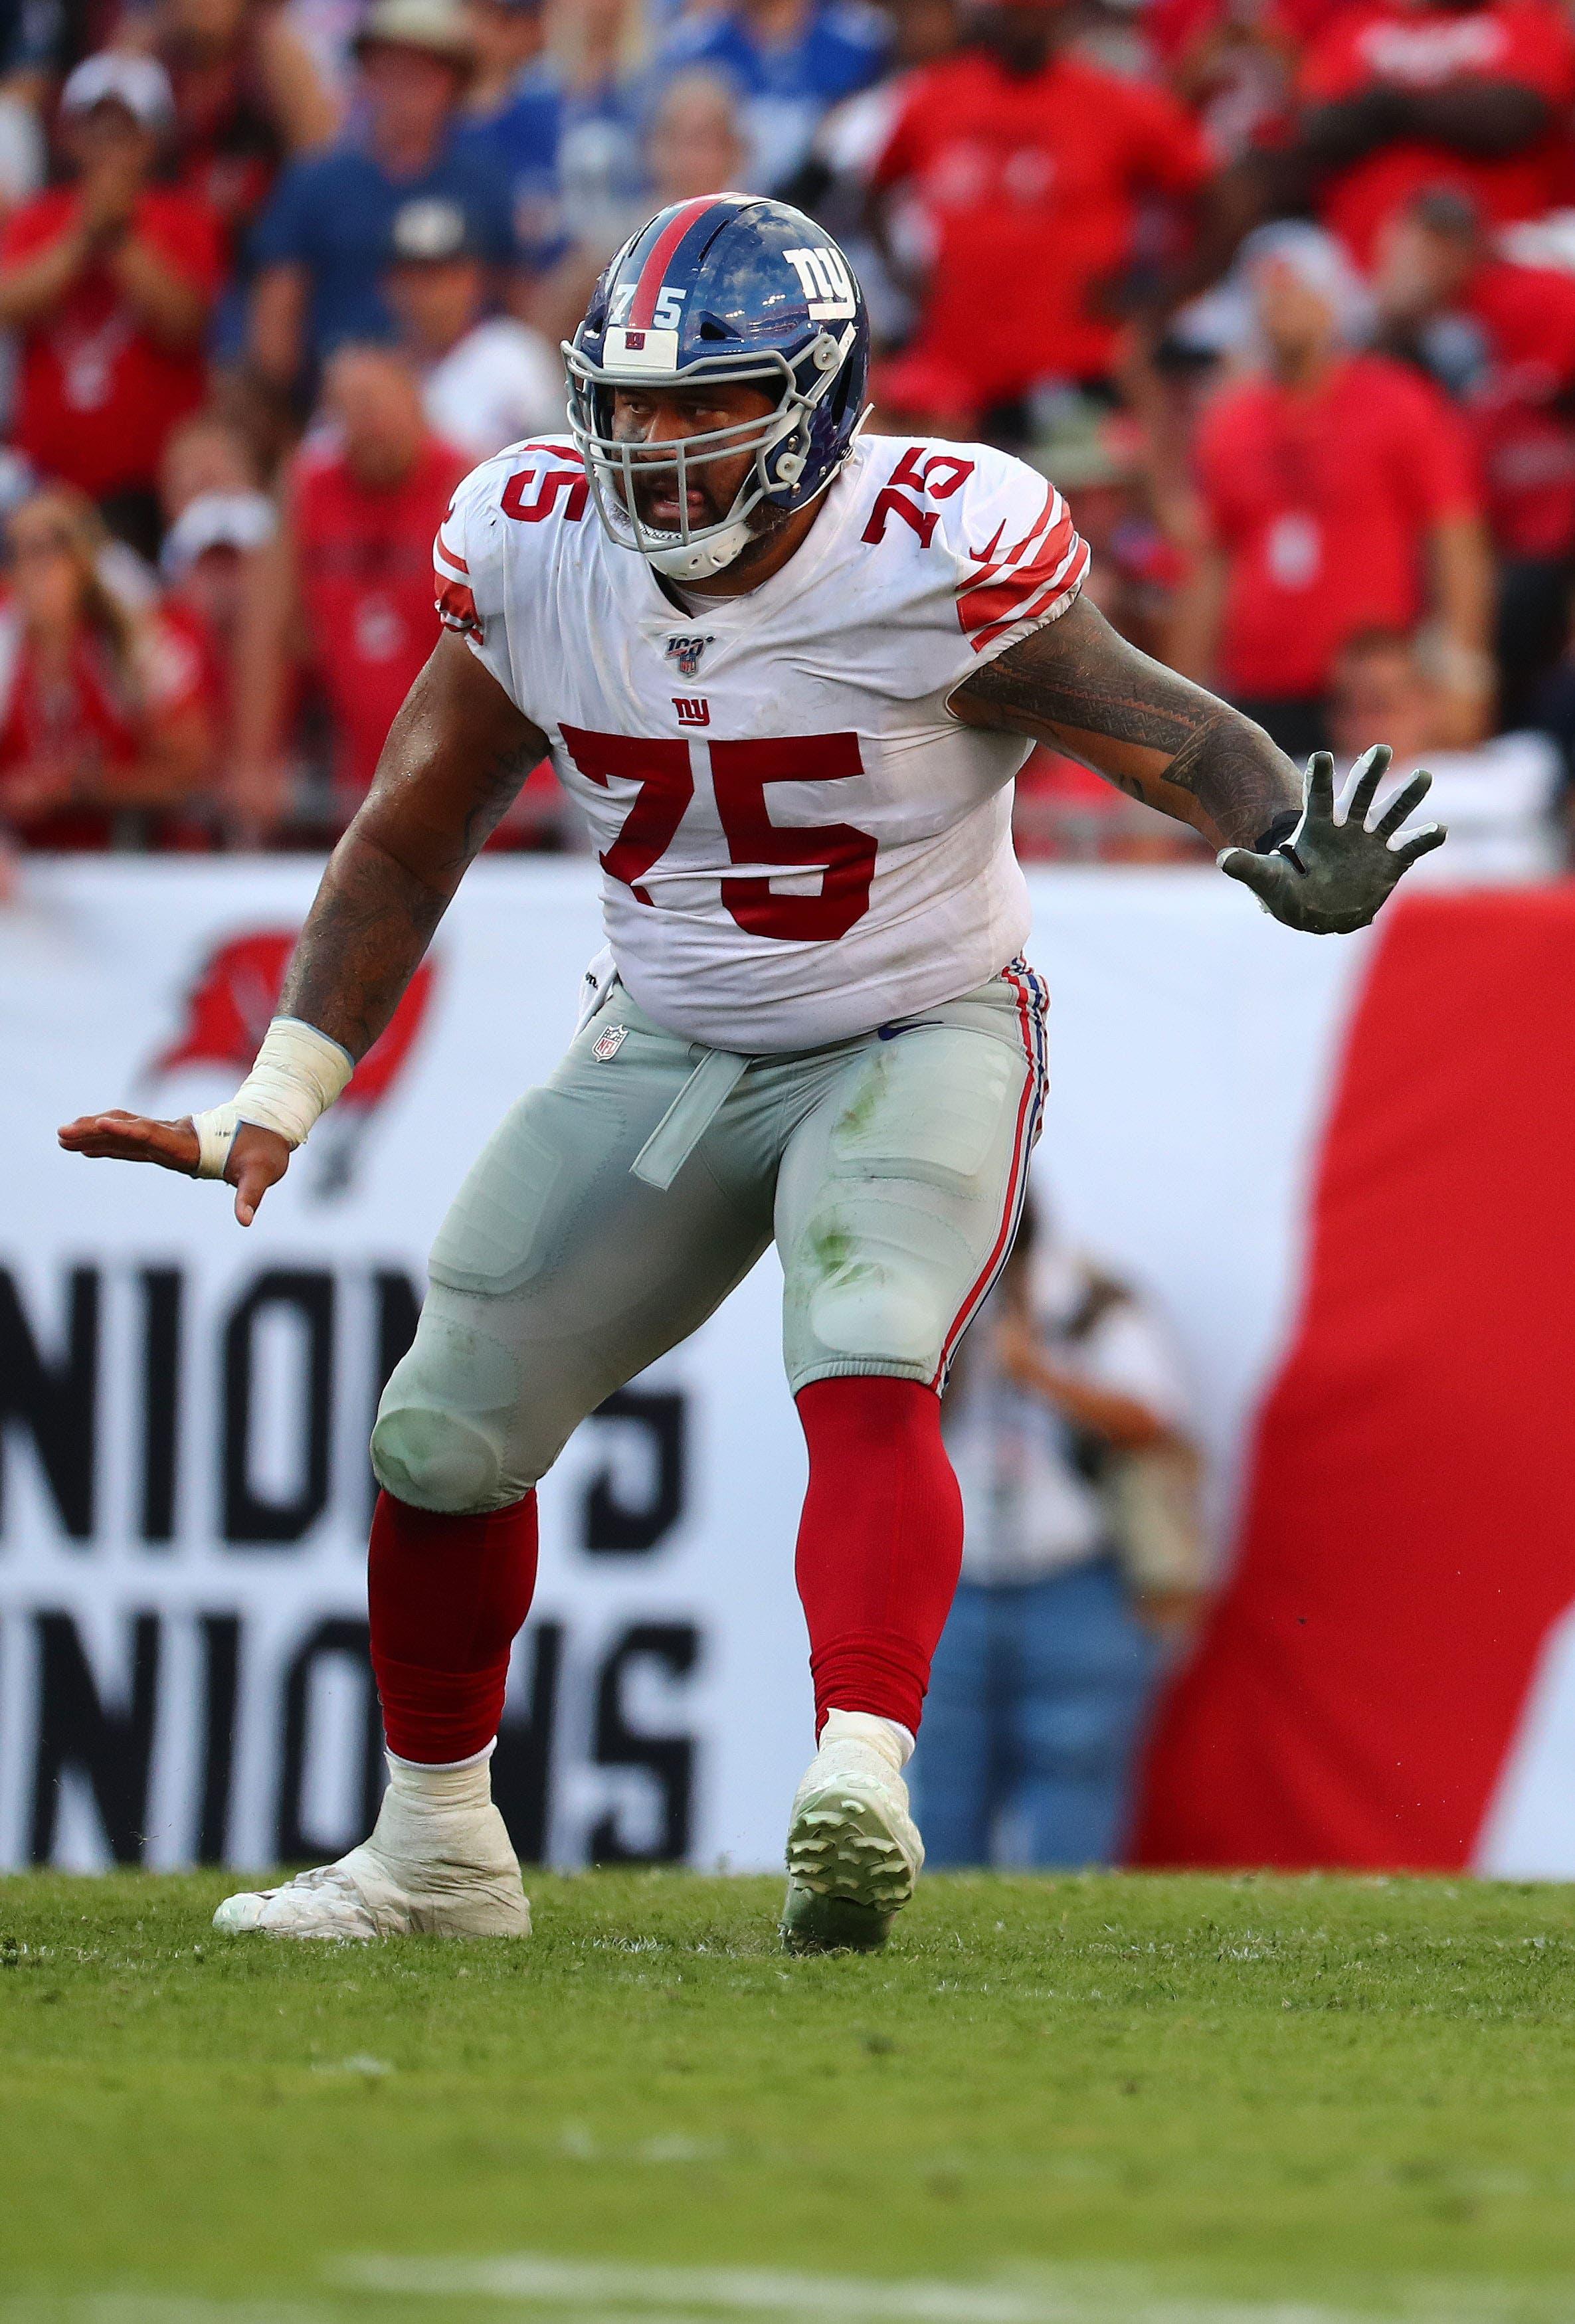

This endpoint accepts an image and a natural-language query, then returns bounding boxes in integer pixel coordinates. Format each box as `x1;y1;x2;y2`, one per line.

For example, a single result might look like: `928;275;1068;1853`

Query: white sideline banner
0;858;1363;1874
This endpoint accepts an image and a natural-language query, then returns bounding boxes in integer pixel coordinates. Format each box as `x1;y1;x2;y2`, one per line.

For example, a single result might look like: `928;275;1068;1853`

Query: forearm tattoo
955;597;1303;851
1162;719;1304;851
278;833;450;1061
280;739;537;1061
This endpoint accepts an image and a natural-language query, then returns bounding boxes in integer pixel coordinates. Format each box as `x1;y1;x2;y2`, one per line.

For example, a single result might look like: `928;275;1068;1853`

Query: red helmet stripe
627;197;726;330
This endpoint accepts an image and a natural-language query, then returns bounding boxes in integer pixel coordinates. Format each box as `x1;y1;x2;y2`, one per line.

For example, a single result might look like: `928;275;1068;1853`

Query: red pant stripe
929;958;1046;1387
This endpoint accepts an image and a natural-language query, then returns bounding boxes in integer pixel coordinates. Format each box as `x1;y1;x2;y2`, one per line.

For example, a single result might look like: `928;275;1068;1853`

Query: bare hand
1133;1584;1213;1648
77;155;141;240
996;1314;1083;1406
57;1111;293;1225
994;1313;1046;1391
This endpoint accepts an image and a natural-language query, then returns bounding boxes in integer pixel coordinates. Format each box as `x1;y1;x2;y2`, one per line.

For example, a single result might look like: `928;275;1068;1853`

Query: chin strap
646;515;755;583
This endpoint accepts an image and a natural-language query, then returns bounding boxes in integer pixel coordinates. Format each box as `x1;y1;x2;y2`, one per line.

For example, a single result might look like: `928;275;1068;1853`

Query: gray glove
1218;747;1445;935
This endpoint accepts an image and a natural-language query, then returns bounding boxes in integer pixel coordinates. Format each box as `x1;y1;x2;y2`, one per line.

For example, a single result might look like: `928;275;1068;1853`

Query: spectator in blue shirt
528;64;750;344
464;0;547;128
659;0;889;193
464;0;646;278
0;0;61;83
248;0;517;393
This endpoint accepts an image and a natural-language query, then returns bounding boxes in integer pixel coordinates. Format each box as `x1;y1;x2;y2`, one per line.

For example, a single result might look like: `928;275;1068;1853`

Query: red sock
367;1489;539;1763
793;1377;964;1738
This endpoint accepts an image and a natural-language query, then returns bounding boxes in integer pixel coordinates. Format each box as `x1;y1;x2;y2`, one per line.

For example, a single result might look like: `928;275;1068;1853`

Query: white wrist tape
192;1016;355;1181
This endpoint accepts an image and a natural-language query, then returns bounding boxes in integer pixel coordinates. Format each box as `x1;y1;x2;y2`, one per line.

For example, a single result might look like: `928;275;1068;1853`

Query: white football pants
371;962;1048;1515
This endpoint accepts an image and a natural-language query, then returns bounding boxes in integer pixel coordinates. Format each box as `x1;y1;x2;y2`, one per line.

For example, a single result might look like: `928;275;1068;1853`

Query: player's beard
724;498;794;577
622;448;790;574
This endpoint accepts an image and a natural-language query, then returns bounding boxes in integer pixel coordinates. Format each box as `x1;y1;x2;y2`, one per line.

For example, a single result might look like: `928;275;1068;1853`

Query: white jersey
434;431;1088;1051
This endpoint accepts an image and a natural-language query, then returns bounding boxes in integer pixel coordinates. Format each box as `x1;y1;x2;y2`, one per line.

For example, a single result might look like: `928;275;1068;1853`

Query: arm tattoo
278;831;450;1061
954;595;1303;852
280;684;545;1059
1162;719;1304;850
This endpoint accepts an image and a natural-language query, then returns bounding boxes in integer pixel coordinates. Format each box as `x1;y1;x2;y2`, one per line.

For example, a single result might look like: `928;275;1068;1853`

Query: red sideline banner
2;857;1570;1874
1134;885;1575;1876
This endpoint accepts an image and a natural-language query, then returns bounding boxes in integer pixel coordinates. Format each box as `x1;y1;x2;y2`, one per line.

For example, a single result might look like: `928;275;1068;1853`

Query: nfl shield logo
592;1024;628;1061
666;634;714;680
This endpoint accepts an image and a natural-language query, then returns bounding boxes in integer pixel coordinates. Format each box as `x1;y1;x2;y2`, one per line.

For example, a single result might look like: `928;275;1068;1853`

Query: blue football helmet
564;194;871;582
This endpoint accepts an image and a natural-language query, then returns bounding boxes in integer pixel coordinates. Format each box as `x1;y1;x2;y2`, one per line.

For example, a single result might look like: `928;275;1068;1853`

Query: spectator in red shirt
0;483;216;852
158;409;278;758
868;0;1212;427
1156;0;1299;169
1170;221;1493;756
120;0;341;349
1289;0;1575;269
231;343;468;839
0;54;225;560
1374;187;1575;718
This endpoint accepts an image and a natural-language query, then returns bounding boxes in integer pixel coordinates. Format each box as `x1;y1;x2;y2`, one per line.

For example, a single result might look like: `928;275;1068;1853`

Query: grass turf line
3;1870;1575;2321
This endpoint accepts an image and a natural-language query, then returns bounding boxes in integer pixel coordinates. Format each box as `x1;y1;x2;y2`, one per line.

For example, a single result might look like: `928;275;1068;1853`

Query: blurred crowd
2;0;1575;867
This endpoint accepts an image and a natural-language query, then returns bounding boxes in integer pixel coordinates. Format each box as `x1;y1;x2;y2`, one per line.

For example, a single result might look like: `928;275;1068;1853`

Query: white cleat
781;1710;923;1954
213;1751;530;1941
213;1861;384;1941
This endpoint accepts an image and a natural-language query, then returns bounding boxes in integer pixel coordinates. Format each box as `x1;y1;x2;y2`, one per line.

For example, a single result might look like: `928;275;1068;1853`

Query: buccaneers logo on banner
145;929;438;1194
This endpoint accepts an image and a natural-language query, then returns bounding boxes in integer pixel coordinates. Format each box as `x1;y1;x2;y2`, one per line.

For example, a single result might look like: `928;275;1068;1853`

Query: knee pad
371;1308;528;1515
370;1402;506;1515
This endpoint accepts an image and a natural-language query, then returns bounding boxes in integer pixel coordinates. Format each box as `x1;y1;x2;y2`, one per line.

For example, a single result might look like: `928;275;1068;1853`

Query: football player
60;197;1441;1951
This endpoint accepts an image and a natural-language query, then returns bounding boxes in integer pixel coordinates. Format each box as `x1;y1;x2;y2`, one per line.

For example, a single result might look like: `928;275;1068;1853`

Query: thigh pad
779;1010;1040;1391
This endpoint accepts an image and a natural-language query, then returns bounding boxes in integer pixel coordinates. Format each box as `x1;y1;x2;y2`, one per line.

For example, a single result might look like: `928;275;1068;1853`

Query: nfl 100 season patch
666;634;713;679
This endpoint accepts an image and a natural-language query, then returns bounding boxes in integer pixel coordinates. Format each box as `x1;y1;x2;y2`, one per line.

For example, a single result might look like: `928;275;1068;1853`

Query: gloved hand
1218;747;1445;935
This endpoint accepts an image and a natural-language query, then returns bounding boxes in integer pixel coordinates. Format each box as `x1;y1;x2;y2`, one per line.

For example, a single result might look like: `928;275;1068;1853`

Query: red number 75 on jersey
560;726;877;942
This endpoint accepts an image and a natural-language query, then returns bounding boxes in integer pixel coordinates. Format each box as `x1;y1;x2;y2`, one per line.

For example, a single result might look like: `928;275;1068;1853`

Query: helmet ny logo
783;245;857;321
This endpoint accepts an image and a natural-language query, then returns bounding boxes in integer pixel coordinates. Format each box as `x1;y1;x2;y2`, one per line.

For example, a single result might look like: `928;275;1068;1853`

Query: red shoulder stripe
965;535;1091;651
996;481;1062;572
435;576;481;638
956;484;1064;613
959;505;1083;631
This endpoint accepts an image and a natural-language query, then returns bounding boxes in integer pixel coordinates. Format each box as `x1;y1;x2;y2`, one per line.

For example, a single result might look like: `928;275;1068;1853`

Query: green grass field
5;1870;1575;2324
